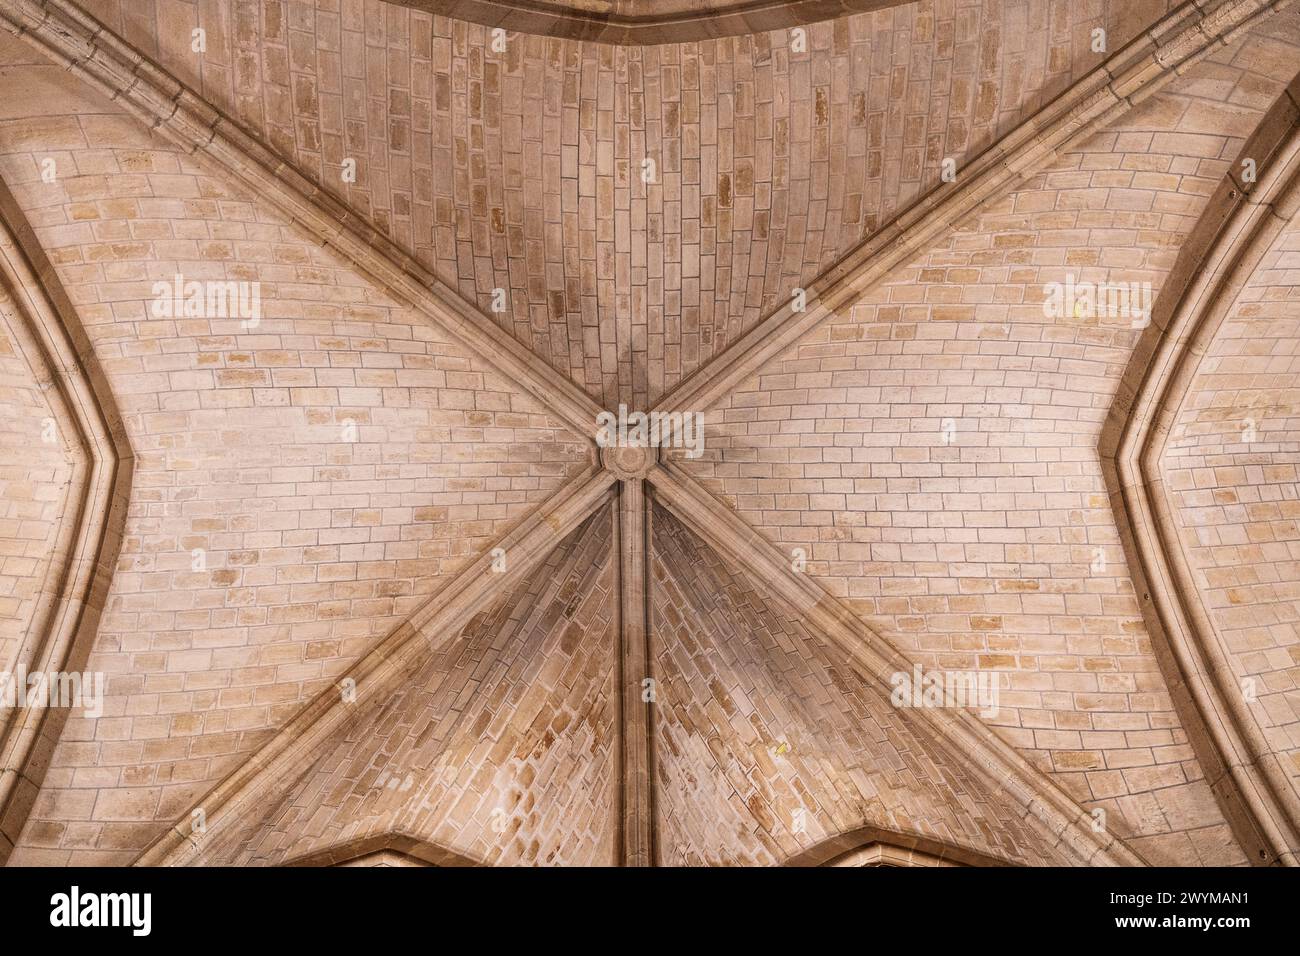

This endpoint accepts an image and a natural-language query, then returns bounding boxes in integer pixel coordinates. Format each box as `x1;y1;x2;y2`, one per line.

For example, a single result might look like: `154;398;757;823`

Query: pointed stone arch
1100;70;1300;866
783;826;1018;867
284;832;480;868
0;173;133;863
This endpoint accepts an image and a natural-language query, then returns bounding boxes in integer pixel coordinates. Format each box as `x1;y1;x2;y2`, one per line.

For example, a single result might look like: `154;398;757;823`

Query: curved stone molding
392;0;907;45
823;844;960;867
1100;73;1300;866
0;176;133;863
784;826;1011;867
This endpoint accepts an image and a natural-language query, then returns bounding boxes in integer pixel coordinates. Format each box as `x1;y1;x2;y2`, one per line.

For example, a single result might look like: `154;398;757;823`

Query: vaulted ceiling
0;0;1298;867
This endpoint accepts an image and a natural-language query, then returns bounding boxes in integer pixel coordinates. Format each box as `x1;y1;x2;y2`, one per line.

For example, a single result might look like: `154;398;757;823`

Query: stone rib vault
0;0;1297;866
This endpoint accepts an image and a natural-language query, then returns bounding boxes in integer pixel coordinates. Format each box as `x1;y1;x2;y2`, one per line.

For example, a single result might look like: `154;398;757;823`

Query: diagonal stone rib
134;468;617;866
1101;73;1300;866
0;175;132;864
652;0;1296;418
645;462;1146;866
0;0;606;443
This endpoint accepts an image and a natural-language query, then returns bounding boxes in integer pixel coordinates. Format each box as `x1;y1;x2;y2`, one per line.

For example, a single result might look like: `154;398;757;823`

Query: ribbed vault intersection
0;0;1298;867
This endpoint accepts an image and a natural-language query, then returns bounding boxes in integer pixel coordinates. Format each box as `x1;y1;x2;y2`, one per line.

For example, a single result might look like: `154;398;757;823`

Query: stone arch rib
1101;72;1300;866
646;464;1146;867
282;832;480;868
0;174;133;863
783;826;1017;867
386;0;910;46
0;0;606;444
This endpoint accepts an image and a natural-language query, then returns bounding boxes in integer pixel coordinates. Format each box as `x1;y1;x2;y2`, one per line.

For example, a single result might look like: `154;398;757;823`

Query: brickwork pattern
196;507;617;866
650;503;1070;866
670;14;1300;864
3;0;1298;867
0;51;590;864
